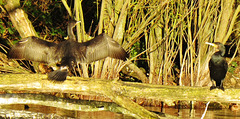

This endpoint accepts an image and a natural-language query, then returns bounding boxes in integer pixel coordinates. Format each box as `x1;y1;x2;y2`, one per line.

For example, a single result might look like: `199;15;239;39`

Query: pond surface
146;106;240;119
1;104;240;118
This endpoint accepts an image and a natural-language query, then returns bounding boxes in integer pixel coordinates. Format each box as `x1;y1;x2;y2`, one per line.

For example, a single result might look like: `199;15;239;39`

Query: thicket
1;0;240;88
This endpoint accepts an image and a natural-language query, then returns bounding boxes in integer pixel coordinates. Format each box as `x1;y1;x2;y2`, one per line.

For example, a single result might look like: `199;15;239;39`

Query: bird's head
206;42;226;56
66;20;81;40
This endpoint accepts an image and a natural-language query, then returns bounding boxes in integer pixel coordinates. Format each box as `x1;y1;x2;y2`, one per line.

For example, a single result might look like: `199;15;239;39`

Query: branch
0;93;144;118
1;74;240;103
4;0;38;38
0;74;163;118
1;74;239;118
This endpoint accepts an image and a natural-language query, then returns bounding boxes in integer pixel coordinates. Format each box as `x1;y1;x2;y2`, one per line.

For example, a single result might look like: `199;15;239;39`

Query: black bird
66;20;80;41
206;42;228;91
8;21;127;81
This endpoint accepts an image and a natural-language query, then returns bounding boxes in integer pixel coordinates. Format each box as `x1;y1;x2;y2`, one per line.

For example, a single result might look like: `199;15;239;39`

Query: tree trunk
1;74;240;116
4;0;37;38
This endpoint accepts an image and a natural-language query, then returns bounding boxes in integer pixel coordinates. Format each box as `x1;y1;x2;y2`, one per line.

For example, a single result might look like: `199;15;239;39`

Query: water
1;104;240;118
0;104;134;119
146;106;240;119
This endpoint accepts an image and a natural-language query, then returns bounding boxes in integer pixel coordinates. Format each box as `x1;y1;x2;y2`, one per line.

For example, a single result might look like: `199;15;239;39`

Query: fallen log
1;73;239;118
0;74;168;118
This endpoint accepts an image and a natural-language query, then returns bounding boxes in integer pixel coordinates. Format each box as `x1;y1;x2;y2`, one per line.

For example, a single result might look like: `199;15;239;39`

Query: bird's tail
47;69;68;82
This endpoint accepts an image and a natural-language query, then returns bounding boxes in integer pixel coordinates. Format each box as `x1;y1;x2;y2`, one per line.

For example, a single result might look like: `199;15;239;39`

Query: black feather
8;21;127;82
8;36;58;63
207;42;228;91
47;69;68;82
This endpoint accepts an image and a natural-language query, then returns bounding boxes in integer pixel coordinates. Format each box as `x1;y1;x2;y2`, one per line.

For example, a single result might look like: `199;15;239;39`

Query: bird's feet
217;86;224;91
210;86;217;90
210;86;224;91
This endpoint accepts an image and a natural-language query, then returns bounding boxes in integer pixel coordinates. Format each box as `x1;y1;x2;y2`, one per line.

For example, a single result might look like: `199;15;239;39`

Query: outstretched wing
75;33;127;63
8;36;57;64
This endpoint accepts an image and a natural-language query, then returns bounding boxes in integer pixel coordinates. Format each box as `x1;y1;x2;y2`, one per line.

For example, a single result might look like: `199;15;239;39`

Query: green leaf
12;40;19;44
8;28;14;34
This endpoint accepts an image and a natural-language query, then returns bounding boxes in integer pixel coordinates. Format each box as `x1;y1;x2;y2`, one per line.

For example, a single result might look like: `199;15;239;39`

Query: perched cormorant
8;21;127;81
66;20;80;41
206;42;228;91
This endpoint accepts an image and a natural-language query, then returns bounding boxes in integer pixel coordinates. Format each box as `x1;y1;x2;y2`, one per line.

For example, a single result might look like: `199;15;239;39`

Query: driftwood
0;74;184;119
0;108;72;119
1;74;240;103
0;74;240;118
0;93;147;118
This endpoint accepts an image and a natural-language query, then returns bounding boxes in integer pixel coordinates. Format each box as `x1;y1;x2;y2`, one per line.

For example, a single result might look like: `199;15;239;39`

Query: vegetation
1;0;240;118
1;0;240;103
2;0;240;86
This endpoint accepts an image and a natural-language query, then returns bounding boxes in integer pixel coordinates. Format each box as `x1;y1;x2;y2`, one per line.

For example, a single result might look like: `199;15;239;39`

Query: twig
201;101;210;119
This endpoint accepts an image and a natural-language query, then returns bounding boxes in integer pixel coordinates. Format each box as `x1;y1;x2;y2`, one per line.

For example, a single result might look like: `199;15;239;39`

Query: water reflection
0;104;134;119
145;106;240;119
1;104;240;118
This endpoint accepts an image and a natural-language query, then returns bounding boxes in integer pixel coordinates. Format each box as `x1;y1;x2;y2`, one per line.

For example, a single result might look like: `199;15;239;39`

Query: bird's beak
205;42;218;48
74;21;81;26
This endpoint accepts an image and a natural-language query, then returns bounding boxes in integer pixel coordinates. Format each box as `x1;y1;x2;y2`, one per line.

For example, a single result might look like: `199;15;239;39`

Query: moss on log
1;73;240;118
0;74;165;118
1;74;240;104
